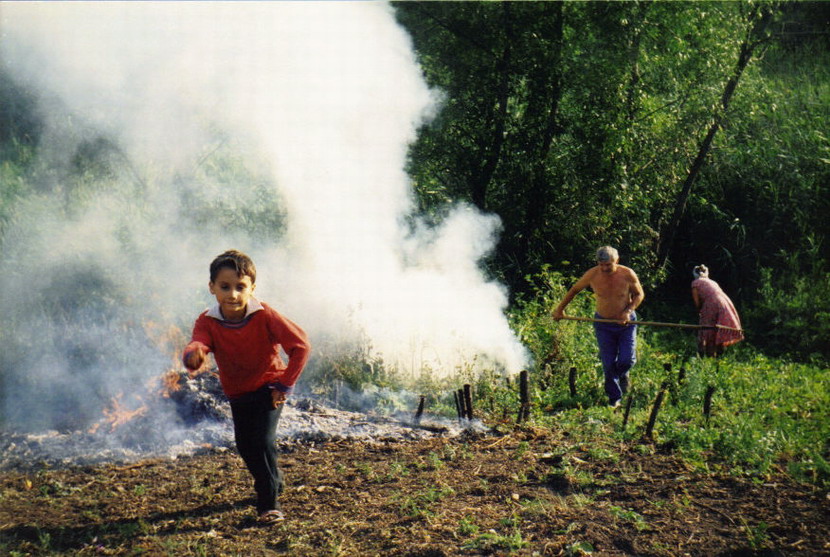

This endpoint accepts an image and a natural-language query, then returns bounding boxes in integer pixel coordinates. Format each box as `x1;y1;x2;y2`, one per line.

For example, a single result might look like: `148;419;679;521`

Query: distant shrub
510;265;597;375
747;267;830;363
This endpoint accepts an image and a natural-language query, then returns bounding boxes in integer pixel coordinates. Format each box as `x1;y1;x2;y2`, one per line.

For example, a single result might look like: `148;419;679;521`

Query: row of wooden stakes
418;363;717;440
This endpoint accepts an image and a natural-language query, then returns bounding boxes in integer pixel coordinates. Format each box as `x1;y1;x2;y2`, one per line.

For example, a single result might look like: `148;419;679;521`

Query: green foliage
662;23;829;353
394;2;829;364
510;265;596;374
565;541;595;556
0;143;35;247
181;140;287;244
747;266;830;361
534;340;829;486
486;265;830;486
395;1;768;292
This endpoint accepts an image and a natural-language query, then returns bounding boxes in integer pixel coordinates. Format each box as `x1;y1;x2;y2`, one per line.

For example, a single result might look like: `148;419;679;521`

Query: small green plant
567;493;595;508
397;486;455;520
586;445;619;462
355;461;376;481
386;460;410;479
427;451;444;470
398;496;433;520
568;468;595;489
609;505;649;531
38;480;69;498
499;514;519;528
741;518;770;550
36;529;52;552
519;498;553;518
513;441;531;460
463;528;528;553
565;541;595;556
457;516;479;536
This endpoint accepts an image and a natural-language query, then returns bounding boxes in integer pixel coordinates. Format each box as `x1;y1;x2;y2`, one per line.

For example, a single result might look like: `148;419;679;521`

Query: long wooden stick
558;315;743;332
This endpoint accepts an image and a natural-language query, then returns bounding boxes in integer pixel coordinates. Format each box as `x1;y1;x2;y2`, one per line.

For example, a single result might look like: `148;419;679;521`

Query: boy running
183;249;311;523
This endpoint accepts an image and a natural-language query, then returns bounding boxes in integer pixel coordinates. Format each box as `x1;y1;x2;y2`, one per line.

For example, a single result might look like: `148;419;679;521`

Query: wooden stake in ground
463;384;474;420
453;390;464;421
517;370;530;423
704;385;716;420
414;395;425;424
622;395;634;430
645;381;669;440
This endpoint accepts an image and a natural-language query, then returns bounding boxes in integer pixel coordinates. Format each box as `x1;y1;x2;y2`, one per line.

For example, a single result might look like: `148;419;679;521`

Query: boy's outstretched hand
271;390;286;408
185;346;206;371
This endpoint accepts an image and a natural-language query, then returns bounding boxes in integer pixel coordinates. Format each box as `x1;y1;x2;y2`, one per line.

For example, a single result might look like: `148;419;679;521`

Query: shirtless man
552;246;645;408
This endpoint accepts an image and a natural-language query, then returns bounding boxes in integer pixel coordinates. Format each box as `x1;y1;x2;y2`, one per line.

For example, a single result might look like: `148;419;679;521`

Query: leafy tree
657;2;776;269
396;1;767;292
396;1;828;361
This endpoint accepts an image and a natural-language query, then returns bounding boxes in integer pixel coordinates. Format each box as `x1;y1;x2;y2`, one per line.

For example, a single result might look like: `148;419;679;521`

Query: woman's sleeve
691;284;702;311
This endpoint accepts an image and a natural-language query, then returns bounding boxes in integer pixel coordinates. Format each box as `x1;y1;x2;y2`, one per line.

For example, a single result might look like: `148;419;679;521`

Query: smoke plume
0;2;528;432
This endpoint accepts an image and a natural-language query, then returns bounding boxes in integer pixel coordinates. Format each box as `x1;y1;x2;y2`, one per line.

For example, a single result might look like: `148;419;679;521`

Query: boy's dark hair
210;250;257;283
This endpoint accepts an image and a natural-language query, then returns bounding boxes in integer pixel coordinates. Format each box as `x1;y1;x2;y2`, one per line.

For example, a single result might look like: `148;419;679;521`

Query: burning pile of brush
0;363;469;472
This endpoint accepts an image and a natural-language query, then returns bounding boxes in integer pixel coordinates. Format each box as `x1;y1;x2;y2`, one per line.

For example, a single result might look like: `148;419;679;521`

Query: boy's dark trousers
230;388;285;514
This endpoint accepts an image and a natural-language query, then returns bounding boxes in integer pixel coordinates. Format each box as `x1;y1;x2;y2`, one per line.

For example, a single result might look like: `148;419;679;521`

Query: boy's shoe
258;510;285;524
609;399;621;409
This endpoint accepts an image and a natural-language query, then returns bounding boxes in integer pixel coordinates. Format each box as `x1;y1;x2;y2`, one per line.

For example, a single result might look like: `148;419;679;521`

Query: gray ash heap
0;370;476;472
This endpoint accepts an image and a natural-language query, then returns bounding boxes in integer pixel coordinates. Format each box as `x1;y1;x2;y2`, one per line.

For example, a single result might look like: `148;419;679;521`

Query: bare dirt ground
1;426;828;556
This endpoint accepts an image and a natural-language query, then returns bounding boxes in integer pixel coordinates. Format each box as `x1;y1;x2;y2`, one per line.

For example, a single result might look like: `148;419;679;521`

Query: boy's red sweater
183;300;311;399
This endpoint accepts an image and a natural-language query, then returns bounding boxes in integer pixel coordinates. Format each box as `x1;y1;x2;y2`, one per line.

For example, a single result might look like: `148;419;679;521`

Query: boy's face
209;267;256;321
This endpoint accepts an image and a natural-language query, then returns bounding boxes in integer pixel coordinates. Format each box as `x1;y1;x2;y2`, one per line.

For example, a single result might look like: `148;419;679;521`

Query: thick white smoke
0;2;528;430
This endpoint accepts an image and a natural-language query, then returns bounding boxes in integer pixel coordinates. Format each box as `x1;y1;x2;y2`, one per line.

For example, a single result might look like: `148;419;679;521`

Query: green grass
498;273;830;487
516;330;830;486
334;308;829;490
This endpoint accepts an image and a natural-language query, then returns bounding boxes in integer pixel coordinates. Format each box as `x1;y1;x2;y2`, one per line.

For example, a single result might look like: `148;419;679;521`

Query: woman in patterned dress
691;265;744;357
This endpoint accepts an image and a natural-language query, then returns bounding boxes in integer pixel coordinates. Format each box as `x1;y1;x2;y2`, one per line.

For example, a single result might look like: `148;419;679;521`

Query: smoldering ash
0;3;528;433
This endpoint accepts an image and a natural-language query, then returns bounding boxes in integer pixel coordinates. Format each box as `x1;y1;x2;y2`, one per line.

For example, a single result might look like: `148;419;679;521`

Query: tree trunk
516;2;564;270
469;3;513;211
657;6;774;268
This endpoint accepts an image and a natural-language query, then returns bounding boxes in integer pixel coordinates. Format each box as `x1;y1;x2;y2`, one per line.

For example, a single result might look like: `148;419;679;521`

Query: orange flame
88;393;148;434
88;322;218;434
160;370;183;398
